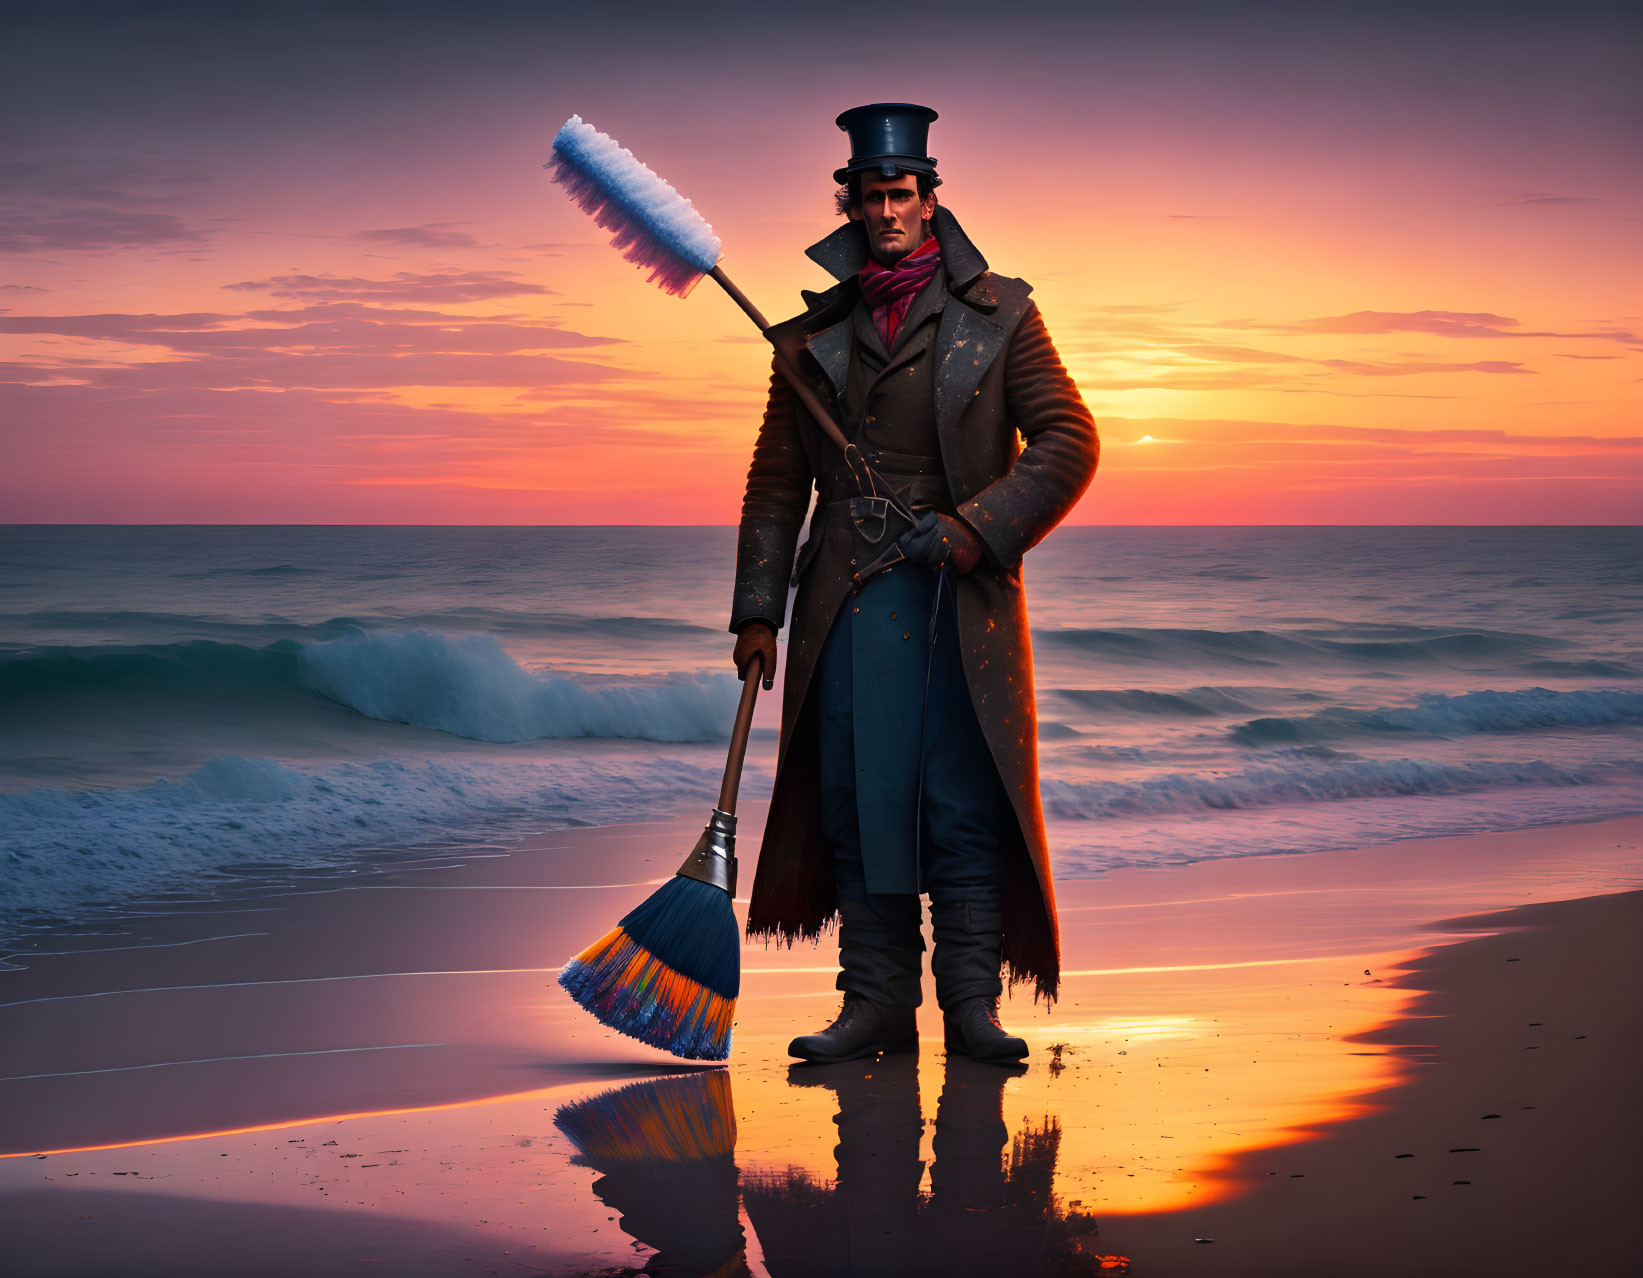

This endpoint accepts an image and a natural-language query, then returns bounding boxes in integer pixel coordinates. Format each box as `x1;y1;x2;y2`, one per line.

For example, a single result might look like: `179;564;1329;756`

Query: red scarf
857;233;942;348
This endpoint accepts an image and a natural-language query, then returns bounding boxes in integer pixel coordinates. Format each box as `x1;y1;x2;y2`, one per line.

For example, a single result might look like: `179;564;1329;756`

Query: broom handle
717;651;763;815
708;265;854;458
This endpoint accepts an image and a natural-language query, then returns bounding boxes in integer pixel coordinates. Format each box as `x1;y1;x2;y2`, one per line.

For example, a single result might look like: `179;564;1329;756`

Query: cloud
0;284;46;294
0;310;617;356
1212;308;1642;349
223;269;552;302
352;224;482;249
1490;192;1601;206
0;206;209;254
0;155;215;255
1277;309;1525;337
1171;343;1308;364
1317;357;1532;376
5;349;623;392
0;156;206;205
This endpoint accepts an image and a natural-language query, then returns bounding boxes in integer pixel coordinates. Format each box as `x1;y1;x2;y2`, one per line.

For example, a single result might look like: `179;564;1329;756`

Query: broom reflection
554;1070;748;1278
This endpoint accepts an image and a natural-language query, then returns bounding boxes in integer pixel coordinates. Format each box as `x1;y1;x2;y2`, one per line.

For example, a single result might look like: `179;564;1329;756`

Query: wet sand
1;812;1638;1276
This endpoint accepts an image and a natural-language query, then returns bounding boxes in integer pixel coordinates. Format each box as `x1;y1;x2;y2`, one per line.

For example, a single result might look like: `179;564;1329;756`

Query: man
730;103;1098;1065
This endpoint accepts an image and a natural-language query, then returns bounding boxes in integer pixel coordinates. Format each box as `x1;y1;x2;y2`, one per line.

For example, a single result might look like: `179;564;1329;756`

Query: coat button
902;631;911;640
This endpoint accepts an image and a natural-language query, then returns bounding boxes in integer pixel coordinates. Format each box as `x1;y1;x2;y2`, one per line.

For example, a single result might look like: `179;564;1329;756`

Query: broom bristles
559;874;739;1061
548;114;722;297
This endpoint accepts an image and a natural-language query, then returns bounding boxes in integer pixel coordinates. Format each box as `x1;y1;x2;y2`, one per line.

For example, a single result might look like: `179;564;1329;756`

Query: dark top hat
833;103;940;185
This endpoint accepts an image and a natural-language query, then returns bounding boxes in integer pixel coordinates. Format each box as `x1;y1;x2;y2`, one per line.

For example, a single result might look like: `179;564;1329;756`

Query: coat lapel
805;315;854;398
850;302;888;365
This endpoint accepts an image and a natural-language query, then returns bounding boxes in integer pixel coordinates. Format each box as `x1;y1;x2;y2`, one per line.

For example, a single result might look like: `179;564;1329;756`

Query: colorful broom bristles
558;873;740;1060
548;114;722;297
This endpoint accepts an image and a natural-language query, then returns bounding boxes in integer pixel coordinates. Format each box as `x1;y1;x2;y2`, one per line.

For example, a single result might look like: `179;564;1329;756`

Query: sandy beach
1;811;1637;1276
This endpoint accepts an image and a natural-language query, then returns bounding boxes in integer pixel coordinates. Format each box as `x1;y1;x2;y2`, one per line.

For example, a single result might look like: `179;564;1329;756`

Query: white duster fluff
547;115;722;296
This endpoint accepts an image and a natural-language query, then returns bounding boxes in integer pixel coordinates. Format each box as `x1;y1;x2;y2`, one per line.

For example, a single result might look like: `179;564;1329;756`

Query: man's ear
920;192;937;220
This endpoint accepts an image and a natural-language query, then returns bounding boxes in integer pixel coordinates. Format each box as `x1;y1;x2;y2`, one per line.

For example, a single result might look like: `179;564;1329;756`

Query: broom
547;114;908;1061
556;652;760;1061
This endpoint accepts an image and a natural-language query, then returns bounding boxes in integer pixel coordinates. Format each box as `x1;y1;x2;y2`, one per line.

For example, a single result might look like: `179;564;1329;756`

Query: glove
733;620;777;690
896;511;984;576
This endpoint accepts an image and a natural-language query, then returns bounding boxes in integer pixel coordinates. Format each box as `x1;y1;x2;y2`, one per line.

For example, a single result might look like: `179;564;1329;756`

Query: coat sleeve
955;301;1099;569
730;356;815;633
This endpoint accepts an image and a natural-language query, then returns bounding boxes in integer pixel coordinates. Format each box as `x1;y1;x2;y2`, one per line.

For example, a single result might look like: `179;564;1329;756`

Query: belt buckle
849;495;890;544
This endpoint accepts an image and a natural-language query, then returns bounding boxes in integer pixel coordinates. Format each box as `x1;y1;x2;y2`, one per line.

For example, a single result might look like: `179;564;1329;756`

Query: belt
792;463;953;588
820;470;954;520
856;446;945;477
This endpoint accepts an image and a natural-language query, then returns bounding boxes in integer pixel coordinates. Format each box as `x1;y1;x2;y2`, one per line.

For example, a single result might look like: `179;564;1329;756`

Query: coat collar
811;265;951;397
804;203;990;293
795;206;1007;409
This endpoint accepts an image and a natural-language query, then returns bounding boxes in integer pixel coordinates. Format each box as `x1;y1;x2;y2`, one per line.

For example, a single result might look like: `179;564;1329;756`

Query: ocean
2;525;1638;946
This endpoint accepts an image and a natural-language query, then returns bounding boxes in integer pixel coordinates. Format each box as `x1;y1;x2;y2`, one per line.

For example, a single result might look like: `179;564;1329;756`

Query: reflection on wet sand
555;1070;748;1278
746;1055;1124;1276
565;1059;1129;1277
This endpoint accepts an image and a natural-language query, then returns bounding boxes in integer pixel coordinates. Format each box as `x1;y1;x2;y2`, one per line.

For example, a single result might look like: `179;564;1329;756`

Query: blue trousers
816;565;1013;1010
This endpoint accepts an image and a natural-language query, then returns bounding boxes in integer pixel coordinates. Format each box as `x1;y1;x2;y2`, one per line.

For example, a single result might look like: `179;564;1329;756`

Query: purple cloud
1246;309;1640;347
0;155;215;254
1318;358;1533;376
0;310;616;356
0;207;209;254
224;269;552;302
1490;192;1601;206
353;224;482;249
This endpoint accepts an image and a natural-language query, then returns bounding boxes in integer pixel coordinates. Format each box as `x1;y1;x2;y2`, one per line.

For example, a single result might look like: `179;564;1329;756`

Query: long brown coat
731;205;1098;1001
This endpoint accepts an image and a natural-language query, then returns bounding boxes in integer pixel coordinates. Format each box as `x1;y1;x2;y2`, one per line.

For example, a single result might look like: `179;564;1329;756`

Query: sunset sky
2;0;1638;524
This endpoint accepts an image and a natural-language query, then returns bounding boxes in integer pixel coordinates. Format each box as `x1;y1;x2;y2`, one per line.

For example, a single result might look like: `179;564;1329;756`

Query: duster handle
708;265;914;523
718;651;763;815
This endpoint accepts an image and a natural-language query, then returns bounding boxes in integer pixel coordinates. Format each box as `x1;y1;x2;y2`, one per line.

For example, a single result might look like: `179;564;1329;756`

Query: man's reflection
744;1055;1118;1277
554;1069;748;1278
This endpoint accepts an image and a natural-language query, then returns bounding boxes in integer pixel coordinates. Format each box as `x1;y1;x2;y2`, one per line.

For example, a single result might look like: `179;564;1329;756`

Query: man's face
854;172;936;263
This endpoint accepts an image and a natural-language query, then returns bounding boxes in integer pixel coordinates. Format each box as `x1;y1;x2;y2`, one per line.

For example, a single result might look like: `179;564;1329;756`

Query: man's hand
733;620;777;690
897;511;984;575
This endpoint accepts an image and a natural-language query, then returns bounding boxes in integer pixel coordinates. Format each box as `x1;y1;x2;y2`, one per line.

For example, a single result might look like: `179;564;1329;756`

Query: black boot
931;899;1028;1064
788;992;919;1064
943;996;1028;1064
789;889;924;1064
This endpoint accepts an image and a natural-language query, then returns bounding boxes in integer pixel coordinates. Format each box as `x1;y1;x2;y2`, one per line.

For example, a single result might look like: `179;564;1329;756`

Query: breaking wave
1039;624;1566;668
1041;754;1640;821
1;629;738;744
1057;687;1262;717
1230;687;1643;745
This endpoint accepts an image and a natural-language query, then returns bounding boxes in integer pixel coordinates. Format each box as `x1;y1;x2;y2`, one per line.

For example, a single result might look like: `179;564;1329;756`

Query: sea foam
0;752;731;941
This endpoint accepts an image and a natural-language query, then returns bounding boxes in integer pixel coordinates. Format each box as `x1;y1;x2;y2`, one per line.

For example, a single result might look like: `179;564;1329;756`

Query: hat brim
832;156;939;185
